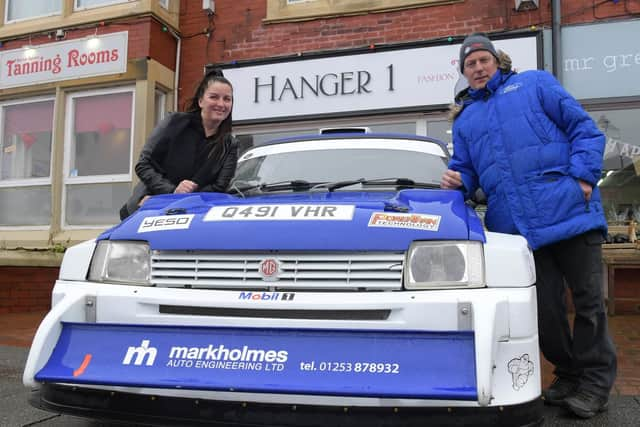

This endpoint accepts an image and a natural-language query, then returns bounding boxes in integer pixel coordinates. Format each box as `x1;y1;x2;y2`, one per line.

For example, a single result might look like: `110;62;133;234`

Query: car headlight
404;241;485;289
88;241;151;285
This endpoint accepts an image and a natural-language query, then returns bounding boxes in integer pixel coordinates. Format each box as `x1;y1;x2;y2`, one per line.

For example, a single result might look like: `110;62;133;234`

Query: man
440;33;617;419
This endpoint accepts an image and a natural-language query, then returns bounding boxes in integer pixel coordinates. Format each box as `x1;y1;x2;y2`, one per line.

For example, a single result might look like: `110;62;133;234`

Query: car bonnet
102;190;485;251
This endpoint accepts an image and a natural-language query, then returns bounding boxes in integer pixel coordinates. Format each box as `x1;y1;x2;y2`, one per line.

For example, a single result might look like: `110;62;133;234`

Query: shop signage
0;31;128;90
561;20;640;99
219;35;539;122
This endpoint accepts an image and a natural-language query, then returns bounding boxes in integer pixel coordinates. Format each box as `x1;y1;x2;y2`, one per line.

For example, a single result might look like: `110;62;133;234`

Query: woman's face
198;81;233;126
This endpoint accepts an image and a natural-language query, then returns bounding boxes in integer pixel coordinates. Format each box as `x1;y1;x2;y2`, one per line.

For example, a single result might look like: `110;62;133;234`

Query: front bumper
24;281;541;416
32;383;544;427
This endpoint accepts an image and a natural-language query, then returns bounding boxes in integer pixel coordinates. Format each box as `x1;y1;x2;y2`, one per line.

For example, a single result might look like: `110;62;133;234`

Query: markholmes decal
36;324;478;398
122;339;288;372
368;212;441;231
0;31;128;89
123;340;157;366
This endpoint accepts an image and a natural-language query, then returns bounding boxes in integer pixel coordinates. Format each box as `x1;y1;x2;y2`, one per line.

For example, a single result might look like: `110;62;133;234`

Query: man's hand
440;169;463;189
174;180;199;194
578;179;592;201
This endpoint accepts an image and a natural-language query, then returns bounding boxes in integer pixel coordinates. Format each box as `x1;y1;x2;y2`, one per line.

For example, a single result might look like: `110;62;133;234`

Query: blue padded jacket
449;69;607;250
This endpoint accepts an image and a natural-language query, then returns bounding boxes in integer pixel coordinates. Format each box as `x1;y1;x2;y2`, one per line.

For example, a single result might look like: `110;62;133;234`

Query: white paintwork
58;239;96;281
237;138;448;163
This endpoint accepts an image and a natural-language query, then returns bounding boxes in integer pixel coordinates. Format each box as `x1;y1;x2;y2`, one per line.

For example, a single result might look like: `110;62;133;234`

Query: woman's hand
138;195;151;207
174;180;199;194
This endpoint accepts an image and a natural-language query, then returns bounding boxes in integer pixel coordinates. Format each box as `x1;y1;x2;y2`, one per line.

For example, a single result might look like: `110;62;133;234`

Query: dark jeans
533;230;617;397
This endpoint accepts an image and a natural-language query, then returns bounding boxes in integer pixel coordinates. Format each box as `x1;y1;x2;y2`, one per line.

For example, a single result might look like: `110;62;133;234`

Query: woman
120;70;237;220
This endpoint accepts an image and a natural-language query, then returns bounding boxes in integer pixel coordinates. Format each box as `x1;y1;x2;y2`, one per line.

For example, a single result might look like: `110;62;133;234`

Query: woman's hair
185;69;234;139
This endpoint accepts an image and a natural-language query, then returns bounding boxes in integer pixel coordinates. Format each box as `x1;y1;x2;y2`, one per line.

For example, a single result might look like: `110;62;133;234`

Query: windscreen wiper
229;180;313;194
313;178;441;192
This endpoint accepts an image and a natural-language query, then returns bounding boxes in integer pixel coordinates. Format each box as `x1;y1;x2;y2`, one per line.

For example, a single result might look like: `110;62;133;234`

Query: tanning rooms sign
0;31;128;89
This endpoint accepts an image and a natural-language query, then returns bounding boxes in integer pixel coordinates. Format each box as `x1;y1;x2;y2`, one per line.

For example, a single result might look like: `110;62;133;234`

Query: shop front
214;32;541;155
561;19;640;313
0;2;177;313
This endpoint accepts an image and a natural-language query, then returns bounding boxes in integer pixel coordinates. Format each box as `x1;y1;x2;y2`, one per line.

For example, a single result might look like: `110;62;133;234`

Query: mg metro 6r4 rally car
24;132;543;426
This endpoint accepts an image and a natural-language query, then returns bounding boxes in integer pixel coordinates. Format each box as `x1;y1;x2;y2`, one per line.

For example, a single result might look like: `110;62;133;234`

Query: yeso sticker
204;205;355;221
138;214;194;233
368;212;441;231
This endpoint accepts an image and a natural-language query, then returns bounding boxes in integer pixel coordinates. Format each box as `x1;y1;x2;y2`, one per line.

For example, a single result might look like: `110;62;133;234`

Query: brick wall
614;269;640;315
177;0;639;110
0;267;58;314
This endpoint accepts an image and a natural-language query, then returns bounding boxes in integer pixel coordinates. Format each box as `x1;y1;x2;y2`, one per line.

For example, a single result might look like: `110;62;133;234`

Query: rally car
24;131;543;426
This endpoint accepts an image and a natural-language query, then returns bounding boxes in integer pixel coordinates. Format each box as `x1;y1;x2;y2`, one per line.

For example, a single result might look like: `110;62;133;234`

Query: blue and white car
24;131;543;426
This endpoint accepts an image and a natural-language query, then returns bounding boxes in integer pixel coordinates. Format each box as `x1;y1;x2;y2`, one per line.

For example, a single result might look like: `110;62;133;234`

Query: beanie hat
459;33;498;72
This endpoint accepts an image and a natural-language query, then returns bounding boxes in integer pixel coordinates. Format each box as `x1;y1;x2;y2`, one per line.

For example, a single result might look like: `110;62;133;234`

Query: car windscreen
231;148;447;188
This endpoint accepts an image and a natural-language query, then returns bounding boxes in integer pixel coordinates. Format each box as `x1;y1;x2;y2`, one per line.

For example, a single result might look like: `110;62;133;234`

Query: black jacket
120;112;237;220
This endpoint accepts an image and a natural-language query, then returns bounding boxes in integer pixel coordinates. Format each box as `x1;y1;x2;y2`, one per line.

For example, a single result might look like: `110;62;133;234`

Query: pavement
1;311;639;426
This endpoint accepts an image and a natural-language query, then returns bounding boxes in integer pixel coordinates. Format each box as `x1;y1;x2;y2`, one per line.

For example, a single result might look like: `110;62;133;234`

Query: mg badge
259;258;282;282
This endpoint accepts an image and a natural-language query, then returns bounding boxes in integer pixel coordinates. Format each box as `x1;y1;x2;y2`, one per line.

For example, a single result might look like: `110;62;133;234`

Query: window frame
74;0;131;12
265;0;458;23
4;0;62;24
0;95;56;188
62;85;136;229
0;95;56;230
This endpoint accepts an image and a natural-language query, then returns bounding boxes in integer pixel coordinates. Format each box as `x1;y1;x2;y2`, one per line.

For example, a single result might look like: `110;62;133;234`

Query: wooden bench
602;243;640;316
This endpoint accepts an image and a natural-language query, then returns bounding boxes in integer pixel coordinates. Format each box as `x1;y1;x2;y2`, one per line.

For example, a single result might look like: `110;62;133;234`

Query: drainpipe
551;0;562;83
169;29;182;112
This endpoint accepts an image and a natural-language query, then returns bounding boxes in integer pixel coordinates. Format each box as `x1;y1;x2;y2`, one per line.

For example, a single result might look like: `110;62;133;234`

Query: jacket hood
102;190;485;251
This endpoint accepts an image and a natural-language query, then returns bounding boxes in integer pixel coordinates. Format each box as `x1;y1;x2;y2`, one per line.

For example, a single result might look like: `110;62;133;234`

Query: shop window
5;0;61;22
591;108;640;226
368;122;415;134
0;98;54;226
266;0;452;22
74;0;130;10
64;88;134;226
235;121;420;155
235;128;315;154
426;120;453;152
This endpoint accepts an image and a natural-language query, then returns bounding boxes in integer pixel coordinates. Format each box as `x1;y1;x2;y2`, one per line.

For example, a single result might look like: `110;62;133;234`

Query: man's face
463;51;499;90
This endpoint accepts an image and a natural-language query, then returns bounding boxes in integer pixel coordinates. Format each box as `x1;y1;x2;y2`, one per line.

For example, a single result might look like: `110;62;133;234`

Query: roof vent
319;127;371;134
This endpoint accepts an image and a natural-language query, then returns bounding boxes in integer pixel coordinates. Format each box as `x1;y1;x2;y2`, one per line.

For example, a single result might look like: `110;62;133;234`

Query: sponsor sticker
35;323;477;399
238;291;295;301
137;214;194;233
368;212;441;231
204;204;355;221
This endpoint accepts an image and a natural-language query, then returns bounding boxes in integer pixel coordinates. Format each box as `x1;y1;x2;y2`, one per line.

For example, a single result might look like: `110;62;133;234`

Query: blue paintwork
35;322;477;399
102;189;485;251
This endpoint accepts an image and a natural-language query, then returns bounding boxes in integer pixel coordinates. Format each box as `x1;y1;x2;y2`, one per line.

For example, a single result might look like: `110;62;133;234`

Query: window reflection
591;109;640;225
70;92;132;177
1;100;54;180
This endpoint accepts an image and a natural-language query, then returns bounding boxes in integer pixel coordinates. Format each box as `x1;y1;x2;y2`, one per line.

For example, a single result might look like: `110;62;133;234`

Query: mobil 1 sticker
204;204;355;221
138;214;194;233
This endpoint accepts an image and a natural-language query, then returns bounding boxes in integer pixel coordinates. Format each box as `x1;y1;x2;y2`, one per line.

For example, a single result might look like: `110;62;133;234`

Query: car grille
150;251;404;291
